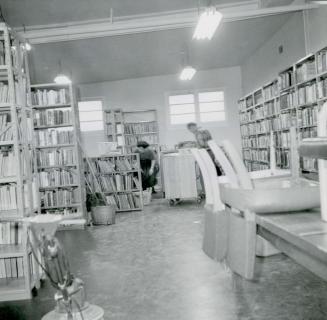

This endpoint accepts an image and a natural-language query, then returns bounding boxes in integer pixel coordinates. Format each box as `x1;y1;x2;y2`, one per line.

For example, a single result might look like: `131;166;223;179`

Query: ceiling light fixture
25;42;32;51
180;66;197;81
54;74;72;84
308;0;327;3
193;7;223;40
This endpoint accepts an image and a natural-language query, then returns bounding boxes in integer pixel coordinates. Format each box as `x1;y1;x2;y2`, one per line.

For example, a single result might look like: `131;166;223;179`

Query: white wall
241;12;306;94
78;66;243;156
305;7;327;53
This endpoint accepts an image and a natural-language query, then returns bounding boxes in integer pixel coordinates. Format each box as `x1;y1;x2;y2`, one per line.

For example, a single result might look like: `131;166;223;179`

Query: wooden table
256;209;327;281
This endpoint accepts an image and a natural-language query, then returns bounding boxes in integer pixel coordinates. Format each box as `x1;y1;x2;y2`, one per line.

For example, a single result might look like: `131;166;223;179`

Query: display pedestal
42;304;104;320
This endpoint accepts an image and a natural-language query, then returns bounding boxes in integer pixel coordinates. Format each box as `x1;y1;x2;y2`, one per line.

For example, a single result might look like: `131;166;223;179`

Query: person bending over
187;122;222;176
136;141;159;191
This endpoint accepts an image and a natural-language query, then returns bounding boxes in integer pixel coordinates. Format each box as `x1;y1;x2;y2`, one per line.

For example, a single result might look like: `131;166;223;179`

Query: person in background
136;141;159;191
187;122;222;176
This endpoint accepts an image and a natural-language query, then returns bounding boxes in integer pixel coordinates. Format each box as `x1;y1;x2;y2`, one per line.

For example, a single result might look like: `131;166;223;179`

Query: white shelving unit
0;23;40;302
29;83;86;226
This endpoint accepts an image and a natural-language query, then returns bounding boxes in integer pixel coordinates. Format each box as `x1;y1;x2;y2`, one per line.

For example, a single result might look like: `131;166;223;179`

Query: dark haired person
136;141;159;191
187;122;222;176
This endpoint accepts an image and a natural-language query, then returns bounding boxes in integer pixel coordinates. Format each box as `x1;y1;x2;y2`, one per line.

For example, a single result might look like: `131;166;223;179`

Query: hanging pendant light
54;60;71;84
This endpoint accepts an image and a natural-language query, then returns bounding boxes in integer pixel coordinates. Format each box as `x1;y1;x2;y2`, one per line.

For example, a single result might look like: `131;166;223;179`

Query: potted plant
86;192;116;225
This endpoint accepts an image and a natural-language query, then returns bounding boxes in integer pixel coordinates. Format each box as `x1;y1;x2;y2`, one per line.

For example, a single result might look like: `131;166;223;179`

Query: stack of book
30;88;69;106
34;108;72;127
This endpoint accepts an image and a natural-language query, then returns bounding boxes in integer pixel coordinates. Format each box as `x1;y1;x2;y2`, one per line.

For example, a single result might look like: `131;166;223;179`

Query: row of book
242;135;270;149
280;91;297;110
0;149;16;177
124;121;158;134
297;106;318;128
246;95;254;108
240;100;281;124
0;184;17;211
0;222;22;245
105;111;123;123
31;89;70;106
317;50;327;74
276;149;290;168
106;192;141;210
0;257;25;279
87;157;138;174
0;83;9;104
0;43;4;65
298;82;317;105
274;131;291;148
37;148;76;167
299;126;317;140
301;158;318;173
279;69;294;90
254;90;263;105
40;189;79;208
318;78;327;99
0;112;13;142
125;134;158;146
38;169;77;188
36;129;74;147
243;149;269;163
34;109;72;127
263;81;278;101
296;60;316;83
87;174;140;193
244;160;269;172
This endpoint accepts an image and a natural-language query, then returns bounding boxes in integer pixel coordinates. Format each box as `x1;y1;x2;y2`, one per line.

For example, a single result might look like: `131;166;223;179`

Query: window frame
166;87;227;129
78;97;105;132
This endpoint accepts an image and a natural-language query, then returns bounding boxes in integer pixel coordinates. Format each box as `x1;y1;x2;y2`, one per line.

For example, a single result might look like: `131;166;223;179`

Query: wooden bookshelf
0;23;41;301
85;153;143;212
104;108;160;154
238;44;327;173
29;83;86;222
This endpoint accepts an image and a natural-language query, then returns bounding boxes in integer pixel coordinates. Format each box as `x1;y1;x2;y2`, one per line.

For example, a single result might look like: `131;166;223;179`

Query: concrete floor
1;199;327;319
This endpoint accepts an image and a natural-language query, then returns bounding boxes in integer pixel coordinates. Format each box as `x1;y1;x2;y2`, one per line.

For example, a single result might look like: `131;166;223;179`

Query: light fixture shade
180;66;196;81
54;74;72;84
25;43;32;51
193;7;223;40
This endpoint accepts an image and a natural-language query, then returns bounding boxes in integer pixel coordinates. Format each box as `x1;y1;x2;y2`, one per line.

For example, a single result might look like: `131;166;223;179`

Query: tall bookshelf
104;109;160;154
85;154;143;212
239;45;327;174
29;83;86;223
0;23;40;301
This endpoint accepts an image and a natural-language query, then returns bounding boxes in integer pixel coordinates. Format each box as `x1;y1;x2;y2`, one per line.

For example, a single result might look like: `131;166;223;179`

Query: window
78;100;104;132
168;90;225;125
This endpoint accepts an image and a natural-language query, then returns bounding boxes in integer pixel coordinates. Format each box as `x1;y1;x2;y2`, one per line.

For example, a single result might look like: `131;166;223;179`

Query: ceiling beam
17;0;318;44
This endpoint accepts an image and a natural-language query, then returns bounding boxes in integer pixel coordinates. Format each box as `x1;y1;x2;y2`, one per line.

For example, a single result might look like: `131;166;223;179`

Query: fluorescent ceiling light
54;74;72;84
309;0;327;3
180;66;196;81
193;7;223;40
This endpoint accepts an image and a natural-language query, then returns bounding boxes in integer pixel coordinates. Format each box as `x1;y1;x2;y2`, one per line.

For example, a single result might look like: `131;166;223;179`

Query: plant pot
91;205;116;225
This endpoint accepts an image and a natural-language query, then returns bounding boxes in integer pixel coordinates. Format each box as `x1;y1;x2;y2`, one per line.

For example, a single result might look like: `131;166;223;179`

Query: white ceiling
1;0;250;27
28;13;293;84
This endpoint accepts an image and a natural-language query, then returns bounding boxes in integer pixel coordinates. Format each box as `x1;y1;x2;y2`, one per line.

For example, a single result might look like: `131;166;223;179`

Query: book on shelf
317;49;327;74
318;77;327;99
245;95;253;109
0;221;22;245
0;112;13;141
0;42;4;66
34;108;72;127
254;90;263;105
0;82;9;104
92;174;140;193
0;184;17;211
279;69;294;90
40;189;79;208
280;91;297;110
298;82;317;105
31;88;70;106
297;105;318;127
296;59;316;83
125;134;158;146
0;257;24;279
0;148;16;177
38;169;77;188
36;128;74;147
106;192;141;211
124;121;158;134
263;81;278;101
276;149;290;168
37;148;76;167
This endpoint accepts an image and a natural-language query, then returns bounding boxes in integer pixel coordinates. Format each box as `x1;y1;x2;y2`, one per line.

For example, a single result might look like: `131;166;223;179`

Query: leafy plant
86;192;106;212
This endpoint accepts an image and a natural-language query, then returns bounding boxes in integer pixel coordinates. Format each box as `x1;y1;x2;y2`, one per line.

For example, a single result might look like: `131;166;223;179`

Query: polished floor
1;199;327;320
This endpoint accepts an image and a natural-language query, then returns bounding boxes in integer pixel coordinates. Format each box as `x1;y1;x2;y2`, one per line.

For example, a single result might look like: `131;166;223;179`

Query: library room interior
2;0;327;319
